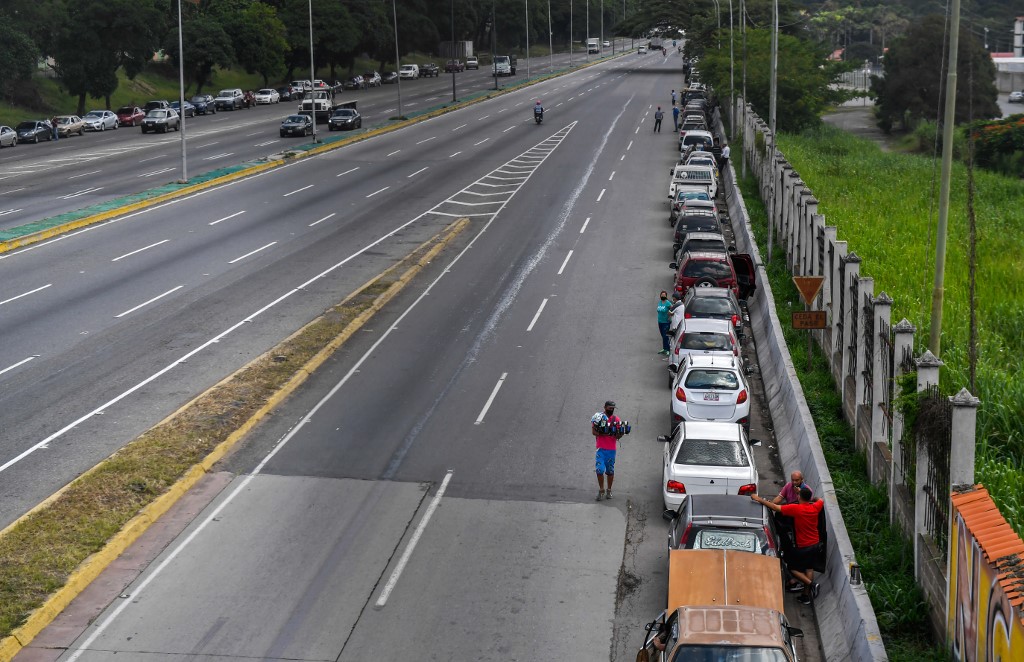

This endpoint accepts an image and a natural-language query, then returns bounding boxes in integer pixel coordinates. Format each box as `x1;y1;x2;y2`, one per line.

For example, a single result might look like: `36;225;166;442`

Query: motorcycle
534;107;543;124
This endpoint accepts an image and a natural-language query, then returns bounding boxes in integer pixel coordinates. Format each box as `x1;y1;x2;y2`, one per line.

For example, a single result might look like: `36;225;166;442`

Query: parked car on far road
140;109;180;133
1009;90;1024;103
665;494;779;555
54;115;85;137
0;125;18;147
82;110;119;131
445;59;465;73
669;354;752;432
420;62;440;77
343;75;365;90
116;106;146;126
15;120;53;143
658;422;760;509
143;100;171;113
362;72;382;87
399;64;419;79
466;56;479;69
170;100;196;118
189;95;216;115
382;71;399;84
255;88;281;104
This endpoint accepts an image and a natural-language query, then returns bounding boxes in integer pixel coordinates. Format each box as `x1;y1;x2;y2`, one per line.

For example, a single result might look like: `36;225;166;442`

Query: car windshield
218;90;234;97
677;191;710;202
683;240;726;253
671;646;789;662
683;260;732;280
16;122;37;130
258;89;274;94
333;110;355;117
148;111;167;118
680;332;730;351
691;528;761;552
285;115;306;123
684;369;739;390
675;438;747;466
400;65;414;70
683;135;711;147
190;96;205;102
688;298;736;316
84;111;103;118
116;107;135;114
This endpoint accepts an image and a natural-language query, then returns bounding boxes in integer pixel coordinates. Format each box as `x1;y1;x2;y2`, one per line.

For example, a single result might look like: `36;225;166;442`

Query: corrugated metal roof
950;485;1024;624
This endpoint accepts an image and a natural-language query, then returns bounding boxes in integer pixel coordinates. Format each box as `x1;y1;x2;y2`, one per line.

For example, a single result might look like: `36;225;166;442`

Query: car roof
682;250;730;260
684;353;740;370
676;210;718;220
686;494;765;519
680;420;743;440
681;317;733;333
685;285;734;299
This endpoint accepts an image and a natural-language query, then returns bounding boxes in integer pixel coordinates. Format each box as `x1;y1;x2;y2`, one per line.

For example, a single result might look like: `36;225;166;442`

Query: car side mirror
749;439;762;447
667;364;678;374
657;434;671;442
669;262;678;270
787;626;805;638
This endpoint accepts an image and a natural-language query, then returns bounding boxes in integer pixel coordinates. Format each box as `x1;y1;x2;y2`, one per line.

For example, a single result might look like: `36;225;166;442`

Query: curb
0;217;469;662
0;52;627;257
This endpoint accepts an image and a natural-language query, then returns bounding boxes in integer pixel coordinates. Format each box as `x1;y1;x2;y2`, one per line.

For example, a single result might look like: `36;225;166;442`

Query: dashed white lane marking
475;373;509;424
526;298;548;332
138;154;166;163
0;208;23;216
309;213;335;227
474;138;489;146
557;250;573;275
609;171;615;181
0;356;38;376
228;242;276;264
407;167;429;178
0;283;52;307
61;187;102;199
139;168;174;178
68;170;101;180
203;152;233;161
387;149;401;156
452;124;467;131
283;184;313;197
111;239;169;262
209;210;246;226
627;140;633;150
503;126;515;133
0;187;26;196
336;167;360;177
580;216;591;233
374;470;454;607
449;151;461;157
114;285;183;318
597;188;606;202
416;137;436;145
366;186;389;198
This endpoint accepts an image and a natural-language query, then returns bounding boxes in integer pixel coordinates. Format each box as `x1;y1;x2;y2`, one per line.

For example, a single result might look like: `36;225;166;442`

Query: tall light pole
600;0;603;51
492;0;498;89
767;0;778;262
569;0;573;66
392;0;403;118
711;0;721;50
450;0;457;102
741;0;747;178
728;0;734;142
547;0;553;71
525;0;531;78
586;0;590;62
308;0;317;143
176;0;187;182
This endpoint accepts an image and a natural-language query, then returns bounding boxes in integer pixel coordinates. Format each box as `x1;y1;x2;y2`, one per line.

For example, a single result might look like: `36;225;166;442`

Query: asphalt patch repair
0;217;469;660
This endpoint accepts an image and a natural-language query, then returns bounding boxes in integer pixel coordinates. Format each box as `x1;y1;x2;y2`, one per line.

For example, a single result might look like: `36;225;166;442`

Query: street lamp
308;0;317;143
547;0;553;71
392;0;403;118
451;0;457;102
710;0;721;50
176;0;187;182
492;0;498;89
525;0;530;78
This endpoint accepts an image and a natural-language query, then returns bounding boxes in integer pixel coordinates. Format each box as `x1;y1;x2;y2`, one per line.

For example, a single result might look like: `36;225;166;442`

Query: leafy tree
0;25;39;102
165;15;235;93
697;28;854;133
872;14;999;132
230;2;289;86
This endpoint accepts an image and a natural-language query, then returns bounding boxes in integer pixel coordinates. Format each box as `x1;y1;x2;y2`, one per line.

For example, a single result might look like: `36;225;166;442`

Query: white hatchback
670;354;750;431
659;421;760;509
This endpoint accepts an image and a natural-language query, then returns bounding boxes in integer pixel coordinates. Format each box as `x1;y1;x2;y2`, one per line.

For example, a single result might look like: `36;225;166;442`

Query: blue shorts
595;448;616;475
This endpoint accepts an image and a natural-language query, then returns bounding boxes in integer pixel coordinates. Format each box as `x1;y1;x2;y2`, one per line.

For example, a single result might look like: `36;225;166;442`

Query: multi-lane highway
0;42;634;231
7;47;823;661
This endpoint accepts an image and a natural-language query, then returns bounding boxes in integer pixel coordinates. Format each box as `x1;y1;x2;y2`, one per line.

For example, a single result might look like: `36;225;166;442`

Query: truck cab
587;38;600;54
492;55;513;76
637;550;803;662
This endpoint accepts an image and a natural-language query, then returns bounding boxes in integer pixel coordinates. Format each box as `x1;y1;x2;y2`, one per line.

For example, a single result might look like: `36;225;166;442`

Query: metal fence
920;386;953;558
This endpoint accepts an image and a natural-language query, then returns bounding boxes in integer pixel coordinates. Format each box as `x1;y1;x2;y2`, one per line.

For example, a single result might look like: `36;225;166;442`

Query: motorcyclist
534;100;544;119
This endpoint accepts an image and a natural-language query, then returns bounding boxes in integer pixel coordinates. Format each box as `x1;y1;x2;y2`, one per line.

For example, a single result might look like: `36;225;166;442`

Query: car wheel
100;124;105;131
357;119;362;128
34;135;39;144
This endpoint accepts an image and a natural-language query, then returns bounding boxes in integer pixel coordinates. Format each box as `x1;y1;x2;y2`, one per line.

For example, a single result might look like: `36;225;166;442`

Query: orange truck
637;549;804;661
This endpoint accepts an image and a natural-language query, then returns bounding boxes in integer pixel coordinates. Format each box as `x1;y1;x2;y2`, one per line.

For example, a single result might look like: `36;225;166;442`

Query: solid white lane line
111;239;169;262
580;216;591;233
309;212;335;226
0;187;26;196
228;242;276;264
195;141;219;148
503;126;515;133
0;284;52;306
138;154;166;163
203;152;233;161
497;108;508;113
386;149;401;157
557;251;573;275
67;170;101;180
209;210;246;226
452;124;467;131
0;356;38;376
449;151;461;158
375;470;454;607
526;299;548;332
336;166;360;177
61;187;102;199
246;131;261;136
477;115;490;121
416;136;436;145
474;138;489;146
283;184;313;197
367;186;390;198
114;285;183;318
475;373;509;424
597;188;606;202
627;140;633;150
139;168;174;178
407;167;429;178
609;171;615;181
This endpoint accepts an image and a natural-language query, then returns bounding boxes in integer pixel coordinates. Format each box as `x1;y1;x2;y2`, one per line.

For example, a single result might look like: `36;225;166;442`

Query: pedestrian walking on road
50;117;59;141
671;89;677;106
592;400;624;501
653;107;664;132
657;291;672;355
672;105;680;131
752;488;824;605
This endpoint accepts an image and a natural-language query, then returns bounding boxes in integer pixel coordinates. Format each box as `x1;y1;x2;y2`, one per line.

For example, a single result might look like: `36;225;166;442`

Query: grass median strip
0;217;469;652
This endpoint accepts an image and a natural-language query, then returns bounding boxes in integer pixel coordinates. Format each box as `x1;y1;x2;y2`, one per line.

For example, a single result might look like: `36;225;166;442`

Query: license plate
703;392;719;401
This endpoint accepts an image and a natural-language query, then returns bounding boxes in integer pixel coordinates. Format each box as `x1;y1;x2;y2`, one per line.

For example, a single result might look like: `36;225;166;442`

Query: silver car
0;125;17;147
82;110;119;131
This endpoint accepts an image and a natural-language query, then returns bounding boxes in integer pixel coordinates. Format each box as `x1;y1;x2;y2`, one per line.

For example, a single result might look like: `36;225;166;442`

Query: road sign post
792;276;826;372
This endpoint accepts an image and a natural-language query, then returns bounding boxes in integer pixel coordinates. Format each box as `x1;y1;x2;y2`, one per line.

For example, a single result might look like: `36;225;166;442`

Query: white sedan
659;421;760;510
668;318;738;376
82;110;119;131
670;354;751;431
254;88;280;104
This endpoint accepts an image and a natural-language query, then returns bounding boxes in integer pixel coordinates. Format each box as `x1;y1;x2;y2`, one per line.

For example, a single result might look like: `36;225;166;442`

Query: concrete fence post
839;253;861;409
914;350;943;582
828;239;848;379
801;195;818;275
890;319;916;526
871;292;892;481
948;388;980;487
853;275;872;442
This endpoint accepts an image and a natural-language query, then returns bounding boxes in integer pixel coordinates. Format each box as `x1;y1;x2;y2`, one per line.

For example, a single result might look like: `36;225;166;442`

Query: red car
116;106;145;127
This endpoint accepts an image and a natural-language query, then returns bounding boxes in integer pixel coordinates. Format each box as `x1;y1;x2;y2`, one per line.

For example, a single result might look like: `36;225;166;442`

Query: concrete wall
721;158;889;661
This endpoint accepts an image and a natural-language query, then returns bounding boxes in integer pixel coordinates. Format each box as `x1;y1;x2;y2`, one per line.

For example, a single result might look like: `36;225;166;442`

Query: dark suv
672;209;720;251
680;286;746;339
672;251;757;300
665;494;779;555
420;63;440;77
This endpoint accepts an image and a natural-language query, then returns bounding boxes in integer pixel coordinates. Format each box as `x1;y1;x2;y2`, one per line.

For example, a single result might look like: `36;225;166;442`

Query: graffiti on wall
947;508;1024;662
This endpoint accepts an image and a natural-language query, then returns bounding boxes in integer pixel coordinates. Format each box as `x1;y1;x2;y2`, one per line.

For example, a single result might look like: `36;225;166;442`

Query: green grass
776;124;1024;539
737;173;949;662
